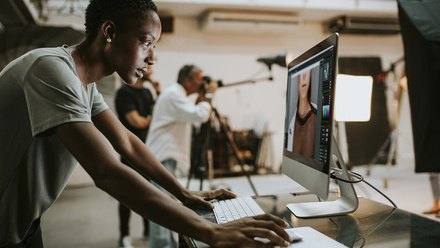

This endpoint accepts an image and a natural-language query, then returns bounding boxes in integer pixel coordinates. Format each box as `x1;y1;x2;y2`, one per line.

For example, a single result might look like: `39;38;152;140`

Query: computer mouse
287;230;303;242
254;229;302;245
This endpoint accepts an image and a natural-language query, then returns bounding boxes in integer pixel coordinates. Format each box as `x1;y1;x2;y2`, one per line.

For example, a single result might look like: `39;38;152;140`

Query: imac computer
282;33;359;218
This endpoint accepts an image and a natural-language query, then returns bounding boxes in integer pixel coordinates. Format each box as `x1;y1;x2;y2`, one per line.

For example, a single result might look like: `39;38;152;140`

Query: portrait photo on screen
285;62;320;158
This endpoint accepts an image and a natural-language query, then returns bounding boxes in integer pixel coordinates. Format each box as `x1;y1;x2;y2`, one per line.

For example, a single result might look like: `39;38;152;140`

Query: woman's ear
102;20;116;42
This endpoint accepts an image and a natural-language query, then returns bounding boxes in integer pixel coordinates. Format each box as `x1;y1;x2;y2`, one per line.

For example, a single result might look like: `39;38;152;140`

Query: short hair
177;64;201;85
84;0;158;39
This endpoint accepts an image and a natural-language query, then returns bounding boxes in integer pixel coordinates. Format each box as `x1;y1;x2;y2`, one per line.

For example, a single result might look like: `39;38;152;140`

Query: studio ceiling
0;0;398;30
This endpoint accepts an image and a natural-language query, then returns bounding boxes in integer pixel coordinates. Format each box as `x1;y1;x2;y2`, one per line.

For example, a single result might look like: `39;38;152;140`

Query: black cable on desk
354;207;397;247
330;170;364;183
330;170;398;208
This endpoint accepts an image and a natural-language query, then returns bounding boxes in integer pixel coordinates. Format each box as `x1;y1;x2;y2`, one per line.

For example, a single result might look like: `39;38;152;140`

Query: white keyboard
212;196;265;224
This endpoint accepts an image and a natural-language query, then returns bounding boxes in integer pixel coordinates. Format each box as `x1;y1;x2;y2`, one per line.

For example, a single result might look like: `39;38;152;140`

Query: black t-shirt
115;84;155;142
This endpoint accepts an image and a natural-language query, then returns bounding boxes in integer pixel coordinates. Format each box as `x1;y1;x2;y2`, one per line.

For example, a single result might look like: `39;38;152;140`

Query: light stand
367;57;405;188
219;75;273;88
256;51;290;70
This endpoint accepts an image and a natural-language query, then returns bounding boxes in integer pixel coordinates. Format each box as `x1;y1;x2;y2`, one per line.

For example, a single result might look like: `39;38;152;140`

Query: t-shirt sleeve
23;56;98;136
89;83;109;117
115;87;136;118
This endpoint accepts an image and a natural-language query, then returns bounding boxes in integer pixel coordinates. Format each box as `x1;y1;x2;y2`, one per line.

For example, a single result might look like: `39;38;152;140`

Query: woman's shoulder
30;46;73;63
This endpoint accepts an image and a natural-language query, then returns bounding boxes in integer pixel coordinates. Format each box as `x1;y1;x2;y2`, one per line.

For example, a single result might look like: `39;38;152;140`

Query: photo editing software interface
283;43;336;176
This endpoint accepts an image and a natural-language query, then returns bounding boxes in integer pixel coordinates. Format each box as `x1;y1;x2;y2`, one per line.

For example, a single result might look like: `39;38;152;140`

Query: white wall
68;15;413;186
154;17;408;168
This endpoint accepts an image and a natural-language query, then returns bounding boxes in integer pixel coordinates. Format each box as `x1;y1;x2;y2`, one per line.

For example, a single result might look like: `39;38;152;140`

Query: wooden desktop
184;192;440;247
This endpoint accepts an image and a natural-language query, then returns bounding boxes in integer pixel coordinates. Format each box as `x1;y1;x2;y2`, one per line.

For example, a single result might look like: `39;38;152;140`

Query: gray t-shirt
0;46;108;246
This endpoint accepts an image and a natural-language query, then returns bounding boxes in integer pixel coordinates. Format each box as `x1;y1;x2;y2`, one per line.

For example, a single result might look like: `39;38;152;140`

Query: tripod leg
199;174;204;191
367;134;392;176
384;130;398;189
207;149;214;190
212;108;259;196
186;169;192;189
188;123;209;190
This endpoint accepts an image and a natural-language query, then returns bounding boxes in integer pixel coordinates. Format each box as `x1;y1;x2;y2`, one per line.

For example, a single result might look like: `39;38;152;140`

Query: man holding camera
145;64;217;248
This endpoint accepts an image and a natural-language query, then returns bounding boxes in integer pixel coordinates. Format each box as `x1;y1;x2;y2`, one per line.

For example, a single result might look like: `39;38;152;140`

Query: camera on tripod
202;75;224;88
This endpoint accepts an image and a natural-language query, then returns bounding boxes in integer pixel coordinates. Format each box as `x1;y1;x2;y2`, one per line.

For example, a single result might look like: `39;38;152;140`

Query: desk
185;193;440;247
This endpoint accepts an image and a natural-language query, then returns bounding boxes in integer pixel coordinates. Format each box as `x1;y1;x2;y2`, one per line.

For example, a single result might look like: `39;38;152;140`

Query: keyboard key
213;196;264;224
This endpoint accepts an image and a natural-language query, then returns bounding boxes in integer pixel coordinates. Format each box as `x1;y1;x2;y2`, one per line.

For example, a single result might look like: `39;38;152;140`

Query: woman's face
106;12;161;85
298;69;311;99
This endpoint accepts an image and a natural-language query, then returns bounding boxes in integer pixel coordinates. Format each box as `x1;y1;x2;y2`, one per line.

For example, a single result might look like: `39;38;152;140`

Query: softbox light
398;0;440;172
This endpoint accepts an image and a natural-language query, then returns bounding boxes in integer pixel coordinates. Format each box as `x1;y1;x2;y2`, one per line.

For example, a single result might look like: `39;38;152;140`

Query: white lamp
335;74;374;122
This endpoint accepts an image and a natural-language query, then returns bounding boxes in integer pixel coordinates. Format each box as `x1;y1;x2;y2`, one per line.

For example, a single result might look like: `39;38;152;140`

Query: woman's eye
143;41;151;47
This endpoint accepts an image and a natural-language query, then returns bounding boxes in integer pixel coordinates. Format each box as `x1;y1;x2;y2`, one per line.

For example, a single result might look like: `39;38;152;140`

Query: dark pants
3;218;43;248
118;158;150;238
119;203;150;238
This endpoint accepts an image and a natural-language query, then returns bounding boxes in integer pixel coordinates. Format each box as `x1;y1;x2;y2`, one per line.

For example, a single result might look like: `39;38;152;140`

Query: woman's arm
92;109;192;201
54;110;290;247
54;118;214;241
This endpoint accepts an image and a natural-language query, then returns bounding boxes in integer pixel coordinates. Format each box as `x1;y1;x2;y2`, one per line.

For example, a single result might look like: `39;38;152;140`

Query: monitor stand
286;136;359;218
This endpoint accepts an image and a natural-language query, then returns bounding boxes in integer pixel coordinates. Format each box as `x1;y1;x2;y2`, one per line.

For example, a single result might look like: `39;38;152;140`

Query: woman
288;69;317;158
0;0;291;247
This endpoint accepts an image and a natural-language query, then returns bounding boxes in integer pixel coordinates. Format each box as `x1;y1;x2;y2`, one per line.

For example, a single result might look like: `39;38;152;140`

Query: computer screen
282;33;358;218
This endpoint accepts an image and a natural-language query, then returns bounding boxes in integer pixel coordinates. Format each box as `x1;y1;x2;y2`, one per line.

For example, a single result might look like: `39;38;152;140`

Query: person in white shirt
146;64;217;247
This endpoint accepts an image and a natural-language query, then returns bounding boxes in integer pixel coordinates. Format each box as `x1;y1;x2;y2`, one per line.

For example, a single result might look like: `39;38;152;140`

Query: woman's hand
181;189;237;209
179;189;291;247
207;214;291;248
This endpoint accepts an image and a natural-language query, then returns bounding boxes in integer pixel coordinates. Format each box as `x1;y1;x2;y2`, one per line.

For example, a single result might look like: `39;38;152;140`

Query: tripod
367;57;405;188
185;68;275;196
186;106;259;196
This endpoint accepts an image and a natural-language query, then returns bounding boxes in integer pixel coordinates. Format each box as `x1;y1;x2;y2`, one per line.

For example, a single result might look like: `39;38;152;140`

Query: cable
354;207;397;245
357;236;366;248
360;177;398;208
327;168;398;247
330;169;398;208
330;170;363;183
